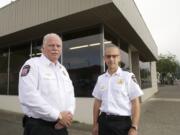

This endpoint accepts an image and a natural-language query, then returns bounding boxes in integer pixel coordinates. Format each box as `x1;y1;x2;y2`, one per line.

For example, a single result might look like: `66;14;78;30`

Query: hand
54;122;64;129
128;128;138;135
92;123;98;135
58;111;73;128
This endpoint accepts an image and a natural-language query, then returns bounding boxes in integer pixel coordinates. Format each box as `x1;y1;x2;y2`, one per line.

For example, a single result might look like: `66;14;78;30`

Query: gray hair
42;33;62;47
104;44;120;54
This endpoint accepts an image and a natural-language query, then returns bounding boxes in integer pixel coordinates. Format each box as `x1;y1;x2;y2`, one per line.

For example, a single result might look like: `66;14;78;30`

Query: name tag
100;85;107;91
43;73;56;80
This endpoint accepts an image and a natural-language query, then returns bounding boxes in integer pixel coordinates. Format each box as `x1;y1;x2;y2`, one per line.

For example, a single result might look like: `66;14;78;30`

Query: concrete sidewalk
0;80;180;135
139;80;180;135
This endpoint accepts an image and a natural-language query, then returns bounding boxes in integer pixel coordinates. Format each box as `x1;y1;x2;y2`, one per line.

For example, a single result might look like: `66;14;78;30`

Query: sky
0;0;180;62
0;0;15;8
134;0;180;62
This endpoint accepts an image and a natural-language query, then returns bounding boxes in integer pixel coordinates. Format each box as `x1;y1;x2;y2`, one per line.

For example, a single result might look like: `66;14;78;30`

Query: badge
117;79;123;84
132;75;137;83
21;65;30;76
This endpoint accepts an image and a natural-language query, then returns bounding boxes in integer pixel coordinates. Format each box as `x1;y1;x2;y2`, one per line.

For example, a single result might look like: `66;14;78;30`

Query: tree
157;53;180;78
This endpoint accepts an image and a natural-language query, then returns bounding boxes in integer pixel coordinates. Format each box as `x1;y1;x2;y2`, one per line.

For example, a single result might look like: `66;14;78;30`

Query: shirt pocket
99;83;108;100
40;73;57;95
42;73;56;80
113;84;128;97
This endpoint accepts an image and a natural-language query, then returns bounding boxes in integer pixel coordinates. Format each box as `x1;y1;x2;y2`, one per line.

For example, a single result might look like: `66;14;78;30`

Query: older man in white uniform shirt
19;33;75;135
92;45;143;135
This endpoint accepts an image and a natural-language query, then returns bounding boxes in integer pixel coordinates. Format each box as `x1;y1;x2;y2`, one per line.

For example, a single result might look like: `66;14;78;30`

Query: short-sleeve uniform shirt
92;67;143;116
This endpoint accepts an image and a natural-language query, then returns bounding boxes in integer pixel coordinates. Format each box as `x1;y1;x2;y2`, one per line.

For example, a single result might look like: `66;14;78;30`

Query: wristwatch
131;125;138;131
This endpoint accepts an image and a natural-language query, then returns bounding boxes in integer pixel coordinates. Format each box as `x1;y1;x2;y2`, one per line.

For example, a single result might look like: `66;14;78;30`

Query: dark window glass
120;49;130;71
119;40;129;71
31;40;42;57
63;33;102;97
140;61;152;89
9;45;30;95
0;49;8;95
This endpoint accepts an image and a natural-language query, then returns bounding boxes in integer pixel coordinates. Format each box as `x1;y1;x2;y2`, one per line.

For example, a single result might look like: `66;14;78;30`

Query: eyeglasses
105;55;119;59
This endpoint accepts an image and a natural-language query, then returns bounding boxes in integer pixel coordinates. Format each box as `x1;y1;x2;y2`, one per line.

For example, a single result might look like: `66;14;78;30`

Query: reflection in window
140;61;152;89
31;41;42;57
63;34;101;97
0;49;8;95
120;49;129;71
9;45;30;95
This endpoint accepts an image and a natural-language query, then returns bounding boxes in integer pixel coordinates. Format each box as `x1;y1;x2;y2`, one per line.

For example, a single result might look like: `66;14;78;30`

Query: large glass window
0;49;8;95
63;28;102;97
31;40;42;57
120;40;129;71
9;45;30;95
140;61;152;89
120;49;130;71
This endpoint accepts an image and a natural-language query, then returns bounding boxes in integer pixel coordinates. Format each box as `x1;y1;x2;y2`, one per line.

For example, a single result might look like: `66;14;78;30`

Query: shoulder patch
132;75;138;83
62;70;67;76
21;65;30;77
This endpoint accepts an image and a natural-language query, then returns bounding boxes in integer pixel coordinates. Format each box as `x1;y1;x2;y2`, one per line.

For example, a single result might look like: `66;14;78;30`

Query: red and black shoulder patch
21;65;30;77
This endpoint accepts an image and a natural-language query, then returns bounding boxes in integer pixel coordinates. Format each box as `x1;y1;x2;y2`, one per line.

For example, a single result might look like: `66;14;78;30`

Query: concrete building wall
0;95;94;124
74;98;94;123
0;95;21;113
0;0;111;37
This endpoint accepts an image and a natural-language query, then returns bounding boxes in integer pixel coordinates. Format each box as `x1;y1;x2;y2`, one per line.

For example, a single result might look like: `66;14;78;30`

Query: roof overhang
0;2;157;61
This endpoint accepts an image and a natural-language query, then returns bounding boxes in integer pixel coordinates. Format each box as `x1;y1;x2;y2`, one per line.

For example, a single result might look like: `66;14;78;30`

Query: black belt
23;115;56;127
100;112;131;121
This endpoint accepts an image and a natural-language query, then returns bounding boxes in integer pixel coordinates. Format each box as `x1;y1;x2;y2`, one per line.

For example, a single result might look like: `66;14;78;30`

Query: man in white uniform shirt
92;45;143;135
19;33;75;135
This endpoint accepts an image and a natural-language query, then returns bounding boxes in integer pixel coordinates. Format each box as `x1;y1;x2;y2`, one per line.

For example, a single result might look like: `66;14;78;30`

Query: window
63;28;102;97
120;49;130;71
9;45;30;95
140;61;152;89
0;49;8;95
31;40;42;57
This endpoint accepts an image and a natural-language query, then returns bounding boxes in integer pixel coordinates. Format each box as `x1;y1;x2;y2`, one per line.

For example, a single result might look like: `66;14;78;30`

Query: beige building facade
0;0;158;124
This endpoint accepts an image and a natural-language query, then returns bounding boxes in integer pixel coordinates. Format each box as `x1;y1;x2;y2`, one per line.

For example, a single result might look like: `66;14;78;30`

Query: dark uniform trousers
23;116;68;135
98;112;131;135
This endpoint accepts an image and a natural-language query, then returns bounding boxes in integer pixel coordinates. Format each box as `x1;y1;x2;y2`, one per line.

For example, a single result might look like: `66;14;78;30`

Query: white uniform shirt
19;55;75;121
92;67;143;116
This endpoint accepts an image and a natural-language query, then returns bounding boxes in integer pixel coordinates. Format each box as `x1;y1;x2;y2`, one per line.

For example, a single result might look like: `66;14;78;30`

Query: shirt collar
40;54;61;67
105;67;122;77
